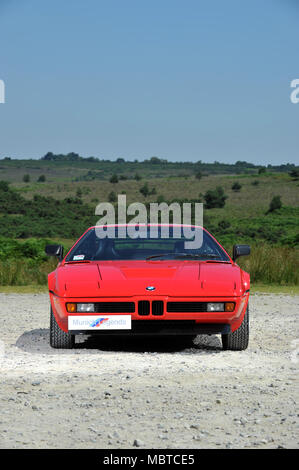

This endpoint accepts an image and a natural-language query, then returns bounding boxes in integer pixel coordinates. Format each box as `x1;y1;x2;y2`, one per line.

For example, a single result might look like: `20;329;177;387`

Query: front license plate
68;315;131;330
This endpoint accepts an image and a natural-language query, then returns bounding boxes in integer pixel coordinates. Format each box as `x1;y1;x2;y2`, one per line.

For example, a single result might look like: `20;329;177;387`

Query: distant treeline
1;152;297;176
40;152;296;173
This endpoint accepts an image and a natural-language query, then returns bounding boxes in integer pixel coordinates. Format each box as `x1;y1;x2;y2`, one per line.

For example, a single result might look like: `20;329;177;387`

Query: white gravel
0;293;298;449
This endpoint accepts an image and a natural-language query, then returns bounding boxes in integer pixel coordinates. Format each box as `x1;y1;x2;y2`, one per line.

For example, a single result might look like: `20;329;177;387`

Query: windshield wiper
146;253;222;261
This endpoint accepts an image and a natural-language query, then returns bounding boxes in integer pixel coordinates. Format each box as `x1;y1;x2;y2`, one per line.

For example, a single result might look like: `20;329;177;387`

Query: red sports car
46;224;250;350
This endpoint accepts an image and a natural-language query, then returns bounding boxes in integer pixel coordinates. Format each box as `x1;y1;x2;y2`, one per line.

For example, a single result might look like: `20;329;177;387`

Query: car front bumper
49;291;249;335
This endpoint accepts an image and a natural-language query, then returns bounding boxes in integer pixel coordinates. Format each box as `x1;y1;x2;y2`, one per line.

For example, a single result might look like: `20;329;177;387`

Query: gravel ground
0;293;298;449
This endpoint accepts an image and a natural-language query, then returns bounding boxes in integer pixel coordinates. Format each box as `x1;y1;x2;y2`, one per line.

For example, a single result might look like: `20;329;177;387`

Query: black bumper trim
69;321;231;336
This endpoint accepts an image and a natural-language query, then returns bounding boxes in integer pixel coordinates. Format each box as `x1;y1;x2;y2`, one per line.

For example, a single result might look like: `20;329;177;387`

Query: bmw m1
45;224;250;350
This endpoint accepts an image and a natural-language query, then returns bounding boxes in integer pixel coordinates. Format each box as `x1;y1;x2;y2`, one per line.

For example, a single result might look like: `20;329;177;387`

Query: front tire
50;307;75;349
222;305;249;351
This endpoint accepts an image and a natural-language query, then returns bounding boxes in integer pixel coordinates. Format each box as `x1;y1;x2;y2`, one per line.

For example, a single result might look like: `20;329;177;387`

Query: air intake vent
152;300;164;316
94;302;135;313
138;300;150;316
167;302;208;313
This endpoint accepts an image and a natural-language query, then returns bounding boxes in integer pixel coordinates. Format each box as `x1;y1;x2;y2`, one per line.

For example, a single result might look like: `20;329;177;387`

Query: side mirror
232;244;250;262
45;244;64;261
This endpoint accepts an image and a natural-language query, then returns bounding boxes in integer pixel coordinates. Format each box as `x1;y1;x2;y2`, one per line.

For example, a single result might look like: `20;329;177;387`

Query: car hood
55;260;245;297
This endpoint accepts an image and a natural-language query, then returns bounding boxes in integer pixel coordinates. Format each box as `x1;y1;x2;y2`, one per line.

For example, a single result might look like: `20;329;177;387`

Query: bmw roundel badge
146;286;156;291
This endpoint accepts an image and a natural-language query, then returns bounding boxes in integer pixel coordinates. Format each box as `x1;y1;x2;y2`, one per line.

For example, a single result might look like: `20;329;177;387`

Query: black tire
50;307;75;349
222;305;249;351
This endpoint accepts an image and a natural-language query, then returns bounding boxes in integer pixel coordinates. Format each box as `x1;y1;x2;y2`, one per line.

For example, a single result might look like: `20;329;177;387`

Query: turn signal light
66;303;77;313
225;302;235;312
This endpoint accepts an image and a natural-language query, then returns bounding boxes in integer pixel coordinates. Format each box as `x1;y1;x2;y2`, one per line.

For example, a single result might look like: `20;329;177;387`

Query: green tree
110;174;119;184
149;156;162;164
37;175;46;183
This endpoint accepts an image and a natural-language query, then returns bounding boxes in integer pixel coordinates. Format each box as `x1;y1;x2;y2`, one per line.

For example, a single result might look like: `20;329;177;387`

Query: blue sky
0;0;298;164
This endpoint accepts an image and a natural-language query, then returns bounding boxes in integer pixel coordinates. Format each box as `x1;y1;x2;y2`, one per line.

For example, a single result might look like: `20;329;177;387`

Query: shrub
156;195;165;204
108;191;117;203
139;182;150;198
232;181;242;192
23;174;30;183
218;220;231;231
204;186;227;209
289;169;299;180
0;180;9;192
267;195;282;213
37;175;46;182
109;174;119;184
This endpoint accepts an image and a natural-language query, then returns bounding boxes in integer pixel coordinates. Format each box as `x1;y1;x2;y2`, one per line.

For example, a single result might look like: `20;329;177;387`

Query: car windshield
65;227;230;262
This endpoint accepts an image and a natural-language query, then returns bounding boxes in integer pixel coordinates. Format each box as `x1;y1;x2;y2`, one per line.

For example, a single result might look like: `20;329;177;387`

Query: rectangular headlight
207;303;225;312
77;303;95;312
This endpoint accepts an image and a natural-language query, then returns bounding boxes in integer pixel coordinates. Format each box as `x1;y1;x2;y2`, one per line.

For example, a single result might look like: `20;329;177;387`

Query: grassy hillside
0;157;298;286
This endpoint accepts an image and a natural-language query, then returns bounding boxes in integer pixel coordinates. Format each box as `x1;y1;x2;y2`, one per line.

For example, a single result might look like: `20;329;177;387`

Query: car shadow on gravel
16;328;222;354
75;333;222;353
